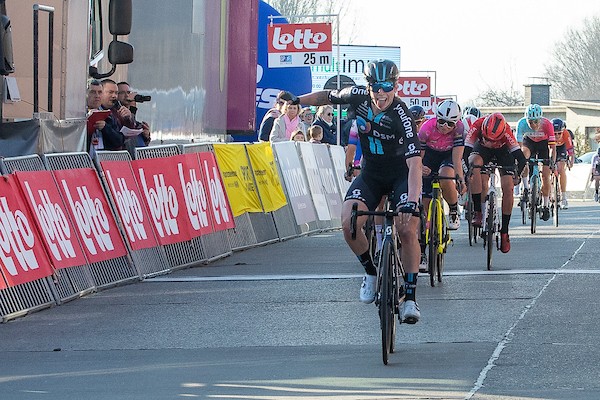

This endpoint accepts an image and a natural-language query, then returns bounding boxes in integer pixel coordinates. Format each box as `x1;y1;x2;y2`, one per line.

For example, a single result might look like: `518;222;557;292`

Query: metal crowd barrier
43;152;139;290
94;150;171;278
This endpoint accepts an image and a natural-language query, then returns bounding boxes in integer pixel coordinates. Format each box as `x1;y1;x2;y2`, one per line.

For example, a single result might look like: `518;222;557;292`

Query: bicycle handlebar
350;201;418;240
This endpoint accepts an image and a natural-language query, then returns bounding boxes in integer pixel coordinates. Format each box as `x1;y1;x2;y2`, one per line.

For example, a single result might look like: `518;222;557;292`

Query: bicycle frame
528;158;545;234
425;175;454;287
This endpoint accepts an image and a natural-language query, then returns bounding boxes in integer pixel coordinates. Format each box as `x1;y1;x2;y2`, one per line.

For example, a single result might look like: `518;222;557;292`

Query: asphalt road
0;201;599;400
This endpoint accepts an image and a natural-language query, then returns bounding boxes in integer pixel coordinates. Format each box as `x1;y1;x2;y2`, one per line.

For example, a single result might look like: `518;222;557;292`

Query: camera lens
134;94;151;102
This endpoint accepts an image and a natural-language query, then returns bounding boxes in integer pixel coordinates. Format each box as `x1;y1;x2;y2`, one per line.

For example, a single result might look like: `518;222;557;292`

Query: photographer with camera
118;81;152;149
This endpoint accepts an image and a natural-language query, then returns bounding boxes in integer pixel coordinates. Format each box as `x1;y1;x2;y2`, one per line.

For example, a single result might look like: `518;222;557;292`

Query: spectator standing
99;79;137;151
269;102;306;142
308;125;323;143
290;130;306;142
299;107;314;132
258;90;295;142
313;105;337;145
117;81;151;150
86;79;107;157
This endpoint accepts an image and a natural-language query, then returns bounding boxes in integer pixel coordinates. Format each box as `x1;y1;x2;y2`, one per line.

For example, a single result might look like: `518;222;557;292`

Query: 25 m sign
267;22;332;68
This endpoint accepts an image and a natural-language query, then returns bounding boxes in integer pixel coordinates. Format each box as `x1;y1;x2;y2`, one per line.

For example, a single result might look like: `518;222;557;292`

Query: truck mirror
108;40;133;65
0;14;15;75
109;0;132;35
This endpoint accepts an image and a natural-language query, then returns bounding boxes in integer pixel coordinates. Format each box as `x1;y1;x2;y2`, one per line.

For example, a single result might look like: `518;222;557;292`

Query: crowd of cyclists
293;59;575;325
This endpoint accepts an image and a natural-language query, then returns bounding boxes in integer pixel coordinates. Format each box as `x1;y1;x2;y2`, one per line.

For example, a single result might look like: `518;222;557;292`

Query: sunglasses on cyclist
437;119;456;128
370;81;395;93
528;119;540;124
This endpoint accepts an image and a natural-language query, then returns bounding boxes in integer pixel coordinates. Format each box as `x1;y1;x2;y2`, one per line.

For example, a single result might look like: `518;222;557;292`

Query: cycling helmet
364;59;399;83
551;118;565;132
435;100;462;122
525;104;543;120
463;106;481;118
409;105;426;120
482;113;507;141
462;114;478;131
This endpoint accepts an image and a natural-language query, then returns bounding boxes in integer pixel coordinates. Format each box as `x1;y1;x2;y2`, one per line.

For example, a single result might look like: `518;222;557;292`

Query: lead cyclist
298;59;423;324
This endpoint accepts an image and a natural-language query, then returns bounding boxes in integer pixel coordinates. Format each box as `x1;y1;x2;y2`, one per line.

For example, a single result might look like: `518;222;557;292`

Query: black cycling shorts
471;144;515;176
523;137;550;163
422;149;454;198
344;166;409;211
556;144;568;161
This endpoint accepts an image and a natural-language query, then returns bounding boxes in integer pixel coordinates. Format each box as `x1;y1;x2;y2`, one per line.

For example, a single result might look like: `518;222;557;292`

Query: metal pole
33;8;38;113
336;14;340;146
47;9;53;112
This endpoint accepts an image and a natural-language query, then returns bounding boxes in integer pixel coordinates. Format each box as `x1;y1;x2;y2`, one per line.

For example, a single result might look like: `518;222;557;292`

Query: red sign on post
267;22;332;68
198;152;235;231
397;76;435;115
53;168;127;263
0;175;53;287
14;171;87;269
100;160;159;251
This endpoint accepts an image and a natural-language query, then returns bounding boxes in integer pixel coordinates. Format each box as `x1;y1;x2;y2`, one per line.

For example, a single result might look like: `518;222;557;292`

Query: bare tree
545;16;600;100
473;87;524;107
263;0;357;43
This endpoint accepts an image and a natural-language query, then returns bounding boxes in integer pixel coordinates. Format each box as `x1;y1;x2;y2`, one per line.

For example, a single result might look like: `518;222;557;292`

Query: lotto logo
397;78;431;96
269;23;332;52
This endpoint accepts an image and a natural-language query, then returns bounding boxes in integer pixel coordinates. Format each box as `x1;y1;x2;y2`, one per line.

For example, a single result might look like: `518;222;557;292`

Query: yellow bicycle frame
425;180;451;254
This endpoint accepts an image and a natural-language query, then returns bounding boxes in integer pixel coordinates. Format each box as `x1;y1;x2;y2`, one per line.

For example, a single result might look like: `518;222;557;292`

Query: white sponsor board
310;45;401;91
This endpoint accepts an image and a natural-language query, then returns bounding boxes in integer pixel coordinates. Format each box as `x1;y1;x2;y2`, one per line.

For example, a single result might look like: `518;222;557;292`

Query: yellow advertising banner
213;144;263;216
246;142;288;212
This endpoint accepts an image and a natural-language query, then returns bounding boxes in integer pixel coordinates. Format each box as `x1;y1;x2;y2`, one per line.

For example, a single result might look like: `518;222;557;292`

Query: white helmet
435;100;462;122
462;114;478;131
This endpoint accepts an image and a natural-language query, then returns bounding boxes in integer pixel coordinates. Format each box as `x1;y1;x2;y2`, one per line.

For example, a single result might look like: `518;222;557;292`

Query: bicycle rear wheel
520;193;527;225
530;180;538;234
379;239;394;365
466;195;474;246
427;201;439;287
553;177;559;227
486;193;496;270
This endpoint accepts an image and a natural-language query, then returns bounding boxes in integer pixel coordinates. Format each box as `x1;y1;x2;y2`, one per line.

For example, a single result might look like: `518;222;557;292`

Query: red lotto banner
197;152;235;231
52;168;127;263
14;171;87;269
0;175;53;287
397;76;435;115
131;156;194;245
267;22;332;68
100;160;159;251
175;153;214;237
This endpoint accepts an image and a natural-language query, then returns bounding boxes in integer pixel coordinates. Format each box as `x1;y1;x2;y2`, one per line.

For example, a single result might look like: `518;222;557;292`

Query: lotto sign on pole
53;168;128;263
0;175;53;287
245;143;288;212
14;171;87;269
131;157;194;245
100;161;159;251
267;22;332;68
197;152;235;231
397;77;434;115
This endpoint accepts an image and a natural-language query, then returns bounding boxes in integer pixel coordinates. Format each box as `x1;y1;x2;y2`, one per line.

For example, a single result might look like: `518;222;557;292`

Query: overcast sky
342;0;600;103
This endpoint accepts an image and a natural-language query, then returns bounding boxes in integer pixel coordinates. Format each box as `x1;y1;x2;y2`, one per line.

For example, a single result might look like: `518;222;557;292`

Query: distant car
575;151;596;164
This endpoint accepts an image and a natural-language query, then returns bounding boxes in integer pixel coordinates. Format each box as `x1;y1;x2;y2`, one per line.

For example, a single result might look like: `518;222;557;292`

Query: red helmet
482;113;506;141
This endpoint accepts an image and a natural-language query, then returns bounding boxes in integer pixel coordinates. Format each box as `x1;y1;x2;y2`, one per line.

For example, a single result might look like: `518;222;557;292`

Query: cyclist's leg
342;173;382;303
439;163;460;229
391;180;420;323
468;150;486;225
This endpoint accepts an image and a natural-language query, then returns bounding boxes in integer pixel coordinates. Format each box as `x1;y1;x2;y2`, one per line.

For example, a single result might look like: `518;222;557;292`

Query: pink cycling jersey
418;118;464;152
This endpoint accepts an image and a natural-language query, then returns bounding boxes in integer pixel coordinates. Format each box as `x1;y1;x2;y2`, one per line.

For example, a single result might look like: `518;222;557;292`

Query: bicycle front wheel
486;193;496;270
379;239;395;365
530;180;538;234
520;194;527;225
427;200;439;287
553;177;559;227
466;195;474;246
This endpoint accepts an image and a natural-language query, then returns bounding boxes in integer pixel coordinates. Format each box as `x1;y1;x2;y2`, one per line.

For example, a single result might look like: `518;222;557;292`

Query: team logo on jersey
356;116;370;133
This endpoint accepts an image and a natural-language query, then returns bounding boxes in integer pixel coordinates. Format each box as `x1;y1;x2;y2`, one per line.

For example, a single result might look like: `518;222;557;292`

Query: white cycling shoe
401;300;420;324
359;274;377;304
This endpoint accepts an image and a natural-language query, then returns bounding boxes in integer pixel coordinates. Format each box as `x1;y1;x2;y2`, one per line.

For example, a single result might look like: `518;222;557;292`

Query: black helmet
551;118;565;132
463;106;481;118
409;105;426;119
364;59;399;83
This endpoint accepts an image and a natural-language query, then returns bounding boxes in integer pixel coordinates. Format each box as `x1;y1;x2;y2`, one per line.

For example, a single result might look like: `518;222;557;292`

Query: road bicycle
350;195;416;365
527;158;548;234
465;174;480;246
550;162;562;227
425;173;457;287
475;164;513;270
